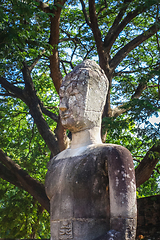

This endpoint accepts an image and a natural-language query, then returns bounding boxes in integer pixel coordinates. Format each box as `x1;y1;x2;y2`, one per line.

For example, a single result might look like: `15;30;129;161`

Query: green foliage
137;171;160;198
0;0;51;73
0;182;50;238
0;0;160;237
0;65;58;238
0;95;52;237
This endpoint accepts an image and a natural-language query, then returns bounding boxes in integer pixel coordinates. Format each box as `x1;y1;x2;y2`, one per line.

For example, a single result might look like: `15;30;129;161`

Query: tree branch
22;64;60;156
0;149;50;212
49;1;67;93
34;0;51;13
104;3;147;53
135;142;160;188
40;102;58;122
132;83;147;99
110;22;160;72
106;62;160;119
0;163;23;189
28;49;46;72
102;62;159;139
110;82;147;118
60;60;74;69
79;0;91;27
54;116;70;152
48;1;71;154
89;0;108;75
0;77;24;100
1;64;59;155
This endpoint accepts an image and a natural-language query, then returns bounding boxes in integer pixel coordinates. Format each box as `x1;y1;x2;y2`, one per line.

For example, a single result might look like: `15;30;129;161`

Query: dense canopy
0;0;160;238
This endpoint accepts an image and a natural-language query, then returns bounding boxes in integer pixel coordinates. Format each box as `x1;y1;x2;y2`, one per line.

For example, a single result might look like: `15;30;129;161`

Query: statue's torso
45;145;110;240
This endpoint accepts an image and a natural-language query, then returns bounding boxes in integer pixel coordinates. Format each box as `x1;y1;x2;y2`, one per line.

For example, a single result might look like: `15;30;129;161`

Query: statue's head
59;60;109;133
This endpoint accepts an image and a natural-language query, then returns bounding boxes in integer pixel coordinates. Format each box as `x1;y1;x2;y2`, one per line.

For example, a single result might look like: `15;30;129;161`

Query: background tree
0;0;160;237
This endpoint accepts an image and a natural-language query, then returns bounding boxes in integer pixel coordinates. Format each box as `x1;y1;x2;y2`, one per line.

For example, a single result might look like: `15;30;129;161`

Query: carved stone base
50;218;109;240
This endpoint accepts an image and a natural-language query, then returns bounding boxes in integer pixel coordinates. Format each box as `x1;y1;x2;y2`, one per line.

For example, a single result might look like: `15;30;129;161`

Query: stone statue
45;60;137;240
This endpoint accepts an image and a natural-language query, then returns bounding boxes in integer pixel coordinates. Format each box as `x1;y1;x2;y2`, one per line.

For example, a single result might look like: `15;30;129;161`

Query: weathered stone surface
45;60;137;240
46;144;137;240
59;60;108;132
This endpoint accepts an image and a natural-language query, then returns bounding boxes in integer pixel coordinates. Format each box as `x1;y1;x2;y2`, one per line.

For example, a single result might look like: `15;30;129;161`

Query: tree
0;0;160;237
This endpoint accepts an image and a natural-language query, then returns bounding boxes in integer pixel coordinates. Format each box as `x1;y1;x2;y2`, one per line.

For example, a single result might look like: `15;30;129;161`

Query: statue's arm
107;145;137;240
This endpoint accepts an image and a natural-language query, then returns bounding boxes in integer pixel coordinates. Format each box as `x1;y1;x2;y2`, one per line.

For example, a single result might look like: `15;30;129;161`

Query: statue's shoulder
47;155;57;169
91;143;133;167
100;144;134;174
102;143;131;152
47;143;132;169
90;143;131;155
